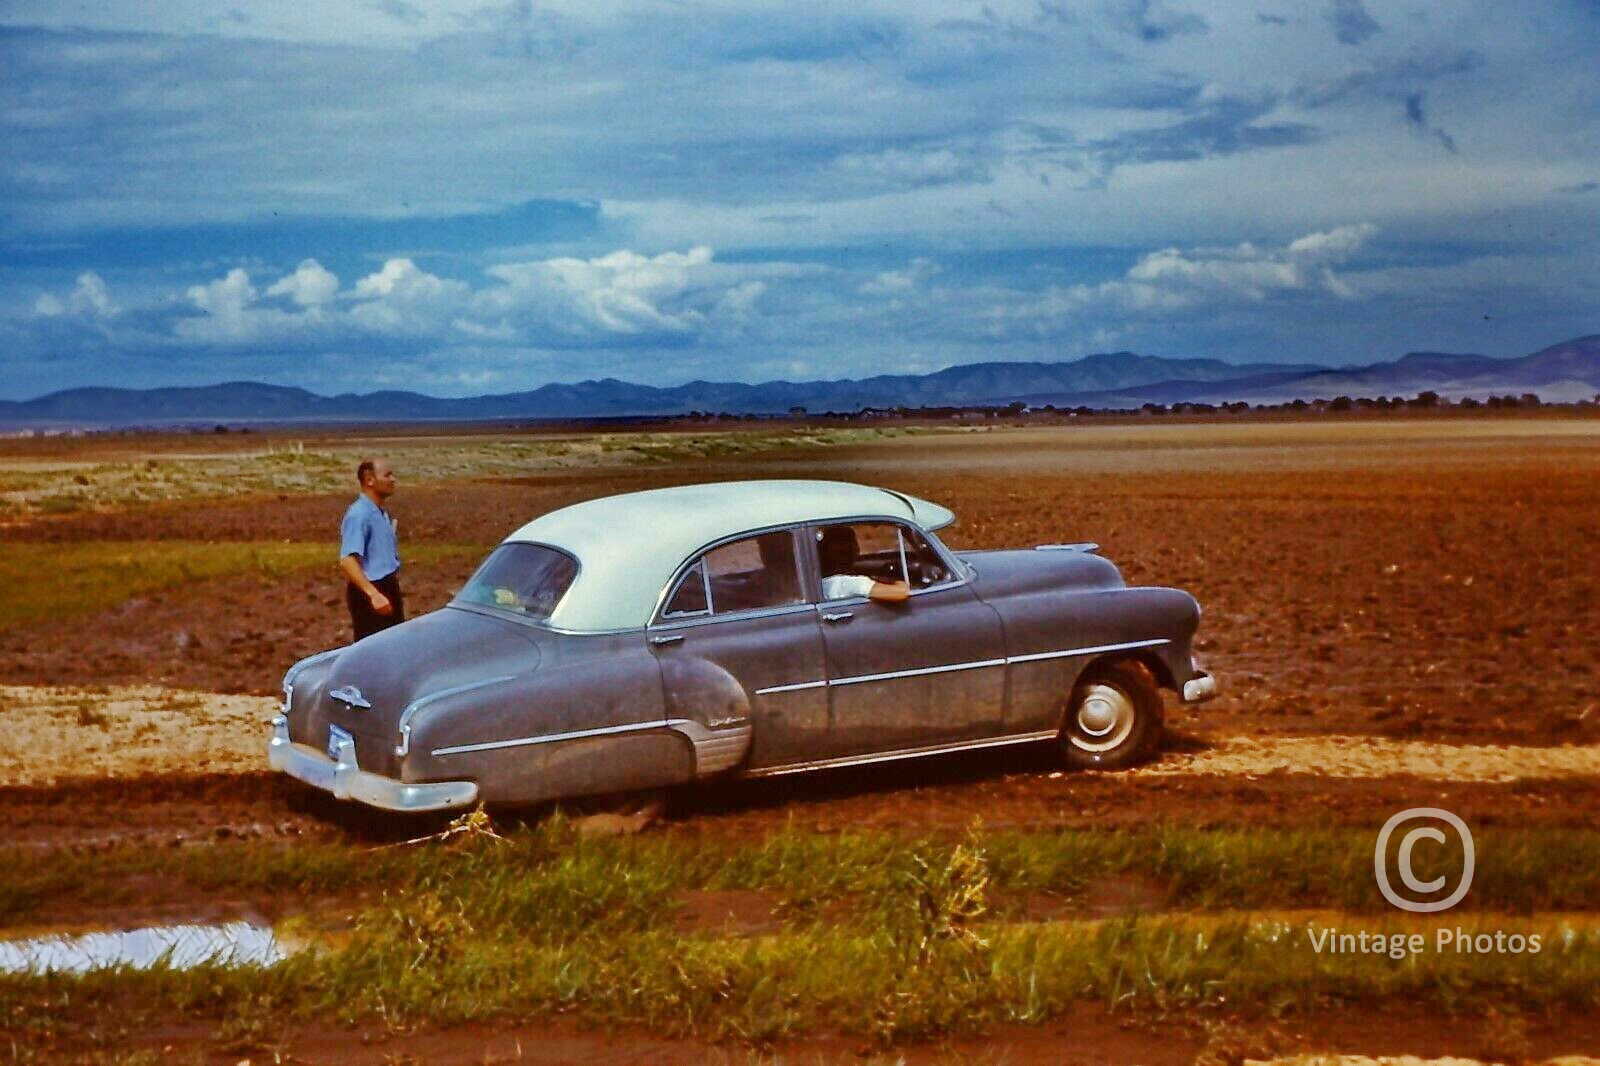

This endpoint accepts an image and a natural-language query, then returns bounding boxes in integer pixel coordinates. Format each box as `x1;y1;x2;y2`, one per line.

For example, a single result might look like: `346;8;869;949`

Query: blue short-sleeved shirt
340;494;401;582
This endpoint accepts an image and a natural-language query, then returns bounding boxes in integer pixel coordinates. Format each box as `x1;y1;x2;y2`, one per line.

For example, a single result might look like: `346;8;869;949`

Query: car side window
664;531;804;619
663;560;710;618
813;521;953;599
703;531;804;614
901;526;953;588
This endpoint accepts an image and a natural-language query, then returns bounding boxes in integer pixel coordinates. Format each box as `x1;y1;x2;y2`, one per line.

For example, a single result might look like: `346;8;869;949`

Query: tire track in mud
3;685;1599;846
1138;733;1600;783
6;684;1596;790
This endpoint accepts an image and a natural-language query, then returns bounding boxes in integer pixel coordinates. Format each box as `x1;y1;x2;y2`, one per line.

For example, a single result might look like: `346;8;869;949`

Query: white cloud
1286;222;1377;260
476;246;723;341
348;258;472;336
73;272;116;316
188;267;256;316
989;223;1381;334
34;272;116;318
860;257;941;296
833;148;988;189
712;281;768;323
1118;222;1376;303
21;247;789;359
265;259;339;307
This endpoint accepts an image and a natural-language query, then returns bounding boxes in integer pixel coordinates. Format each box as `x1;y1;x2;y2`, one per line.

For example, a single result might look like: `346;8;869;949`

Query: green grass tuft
0;540;480;631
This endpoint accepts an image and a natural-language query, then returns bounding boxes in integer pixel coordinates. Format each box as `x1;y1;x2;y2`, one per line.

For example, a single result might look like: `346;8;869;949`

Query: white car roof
504;479;956;632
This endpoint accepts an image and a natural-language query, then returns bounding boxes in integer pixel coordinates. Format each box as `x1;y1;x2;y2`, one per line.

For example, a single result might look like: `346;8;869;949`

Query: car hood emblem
329;685;372;709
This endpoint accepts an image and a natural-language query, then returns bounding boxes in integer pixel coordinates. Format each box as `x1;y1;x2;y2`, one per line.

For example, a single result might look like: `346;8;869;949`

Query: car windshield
455;543;578;621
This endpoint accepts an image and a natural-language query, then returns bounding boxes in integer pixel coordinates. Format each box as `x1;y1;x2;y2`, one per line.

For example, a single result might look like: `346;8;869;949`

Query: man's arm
821;573;910;603
867;579;911;603
339;554;393;615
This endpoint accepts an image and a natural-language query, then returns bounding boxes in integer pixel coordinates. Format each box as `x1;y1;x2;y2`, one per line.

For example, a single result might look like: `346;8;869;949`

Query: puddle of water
0;920;286;974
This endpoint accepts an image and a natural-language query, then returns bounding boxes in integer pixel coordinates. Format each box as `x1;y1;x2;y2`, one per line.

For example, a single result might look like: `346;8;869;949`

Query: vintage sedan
270;480;1216;813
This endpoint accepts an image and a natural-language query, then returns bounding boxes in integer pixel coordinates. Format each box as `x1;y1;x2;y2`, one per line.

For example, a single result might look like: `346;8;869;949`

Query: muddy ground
5;420;1597;742
2;416;1598;1062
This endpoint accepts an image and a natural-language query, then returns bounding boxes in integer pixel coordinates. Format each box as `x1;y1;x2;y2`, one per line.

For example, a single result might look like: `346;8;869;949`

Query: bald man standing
340;457;404;641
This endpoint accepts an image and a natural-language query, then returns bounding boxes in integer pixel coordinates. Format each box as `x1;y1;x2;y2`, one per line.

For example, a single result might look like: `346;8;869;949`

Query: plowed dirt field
3;415;1597;1063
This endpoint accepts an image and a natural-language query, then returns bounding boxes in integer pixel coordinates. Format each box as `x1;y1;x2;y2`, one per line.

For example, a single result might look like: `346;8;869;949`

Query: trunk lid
312;606;541;774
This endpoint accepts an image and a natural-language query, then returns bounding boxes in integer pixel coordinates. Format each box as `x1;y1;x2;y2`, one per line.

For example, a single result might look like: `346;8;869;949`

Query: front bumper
268;715;478;813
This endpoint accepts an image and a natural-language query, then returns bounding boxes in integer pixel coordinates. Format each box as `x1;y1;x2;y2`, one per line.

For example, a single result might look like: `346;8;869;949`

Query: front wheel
1059;659;1163;771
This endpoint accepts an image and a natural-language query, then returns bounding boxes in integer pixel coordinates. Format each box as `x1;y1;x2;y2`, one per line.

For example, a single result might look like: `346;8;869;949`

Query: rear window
455;543;578;621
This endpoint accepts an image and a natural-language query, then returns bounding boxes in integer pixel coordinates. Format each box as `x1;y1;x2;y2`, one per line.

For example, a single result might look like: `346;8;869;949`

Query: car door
647;527;830;771
809;520;1007;759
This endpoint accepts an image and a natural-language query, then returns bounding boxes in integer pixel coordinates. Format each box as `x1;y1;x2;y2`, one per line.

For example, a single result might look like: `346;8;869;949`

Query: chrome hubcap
1069;682;1136;753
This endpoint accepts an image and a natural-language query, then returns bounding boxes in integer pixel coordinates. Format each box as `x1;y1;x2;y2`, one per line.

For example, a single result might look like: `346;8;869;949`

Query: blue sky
2;0;1597;399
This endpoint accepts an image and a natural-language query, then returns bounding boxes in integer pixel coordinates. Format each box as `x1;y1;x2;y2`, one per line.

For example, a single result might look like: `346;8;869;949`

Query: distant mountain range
2;335;1596;429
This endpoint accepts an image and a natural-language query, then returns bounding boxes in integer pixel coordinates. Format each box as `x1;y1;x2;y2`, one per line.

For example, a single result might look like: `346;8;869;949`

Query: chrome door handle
650;634;685;646
822;611;854;624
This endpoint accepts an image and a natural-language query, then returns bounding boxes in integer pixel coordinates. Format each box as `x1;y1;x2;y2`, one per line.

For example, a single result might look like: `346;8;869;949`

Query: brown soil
36;1003;1600;1065
4;421;1596;744
5;755;1598;859
4;418;1599;1064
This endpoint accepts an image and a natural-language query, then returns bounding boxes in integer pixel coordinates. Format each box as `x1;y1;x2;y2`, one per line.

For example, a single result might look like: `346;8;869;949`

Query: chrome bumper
268;714;478;813
1182;672;1219;703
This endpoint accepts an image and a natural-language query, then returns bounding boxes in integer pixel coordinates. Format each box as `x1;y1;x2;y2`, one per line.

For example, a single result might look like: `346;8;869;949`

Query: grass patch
6;822;1600;930
2;818;1597;1053
0;427;936;521
0;540;478;631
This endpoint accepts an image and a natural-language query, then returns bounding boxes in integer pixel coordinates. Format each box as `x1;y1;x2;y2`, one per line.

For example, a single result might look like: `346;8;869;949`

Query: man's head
357;457;397;501
817;525;859;577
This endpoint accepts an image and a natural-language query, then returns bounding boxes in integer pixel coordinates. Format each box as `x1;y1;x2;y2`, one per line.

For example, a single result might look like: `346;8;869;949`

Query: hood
957;547;1125;598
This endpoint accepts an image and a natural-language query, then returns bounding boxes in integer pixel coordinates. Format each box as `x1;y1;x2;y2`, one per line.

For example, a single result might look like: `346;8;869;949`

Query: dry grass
0;426;927;520
0;685;277;786
1138;734;1600;783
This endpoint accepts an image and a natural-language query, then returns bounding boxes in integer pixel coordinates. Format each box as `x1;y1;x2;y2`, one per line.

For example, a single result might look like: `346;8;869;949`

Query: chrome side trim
671;719;753;776
431;717;689;757
755;679;829;695
829;657;1007;687
1035;542;1100;553
752;638;1171;694
282;648;340;691
747;729;1058;778
1006;638;1169;665
395;674;517;757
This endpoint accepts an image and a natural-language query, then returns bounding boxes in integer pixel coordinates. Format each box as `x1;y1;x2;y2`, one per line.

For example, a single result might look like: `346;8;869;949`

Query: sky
2;0;1598;400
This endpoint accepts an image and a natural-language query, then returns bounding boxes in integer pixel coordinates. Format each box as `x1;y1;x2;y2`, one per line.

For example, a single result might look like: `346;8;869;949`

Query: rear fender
404;649;693;806
658;653;755;777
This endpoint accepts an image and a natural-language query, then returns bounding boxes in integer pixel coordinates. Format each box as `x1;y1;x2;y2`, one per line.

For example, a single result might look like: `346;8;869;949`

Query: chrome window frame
661;559;713;620
808;516;966;603
650;524;810;628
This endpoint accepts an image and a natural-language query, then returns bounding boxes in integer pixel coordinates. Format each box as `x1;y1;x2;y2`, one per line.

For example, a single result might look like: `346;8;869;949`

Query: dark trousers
347;572;405;641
